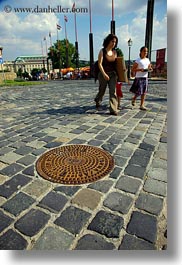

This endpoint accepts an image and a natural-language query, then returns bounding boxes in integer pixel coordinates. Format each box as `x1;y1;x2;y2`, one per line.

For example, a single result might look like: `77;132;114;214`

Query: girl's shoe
110;111;118;116
131;99;136;106
140;106;147;111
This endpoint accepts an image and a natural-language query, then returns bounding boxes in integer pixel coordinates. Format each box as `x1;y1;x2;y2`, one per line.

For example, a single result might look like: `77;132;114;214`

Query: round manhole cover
36;145;114;185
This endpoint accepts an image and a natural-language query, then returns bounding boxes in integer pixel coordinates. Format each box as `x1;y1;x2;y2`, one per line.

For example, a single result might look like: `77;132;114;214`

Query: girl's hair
103;33;118;49
139;46;148;58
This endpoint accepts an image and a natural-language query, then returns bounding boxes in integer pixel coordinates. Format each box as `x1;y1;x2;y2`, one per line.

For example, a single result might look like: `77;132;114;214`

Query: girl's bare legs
131;95;137;106
140;94;147;110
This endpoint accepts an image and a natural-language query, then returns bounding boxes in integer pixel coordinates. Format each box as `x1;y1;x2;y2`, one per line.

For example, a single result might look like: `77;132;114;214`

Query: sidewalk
0;79;167;250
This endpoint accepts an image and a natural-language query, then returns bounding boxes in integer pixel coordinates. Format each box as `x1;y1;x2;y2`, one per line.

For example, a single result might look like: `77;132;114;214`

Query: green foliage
116;48;124;57
22;71;30;79
17;68;23;77
0;69;10;72
30;68;47;76
31;68;39;76
42;67;47;73
48;39;78;69
0;80;47;87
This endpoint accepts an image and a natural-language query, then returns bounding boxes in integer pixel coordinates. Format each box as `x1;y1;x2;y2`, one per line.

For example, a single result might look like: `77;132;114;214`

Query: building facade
1;55;52;74
13;55;51;73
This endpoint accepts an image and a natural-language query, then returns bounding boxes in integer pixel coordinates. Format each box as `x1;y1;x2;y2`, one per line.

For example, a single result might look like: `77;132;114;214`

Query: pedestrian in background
130;46;153;110
94;33;118;115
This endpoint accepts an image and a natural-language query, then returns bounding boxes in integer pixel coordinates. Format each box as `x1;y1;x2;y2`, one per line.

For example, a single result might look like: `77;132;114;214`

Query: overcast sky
0;0;167;62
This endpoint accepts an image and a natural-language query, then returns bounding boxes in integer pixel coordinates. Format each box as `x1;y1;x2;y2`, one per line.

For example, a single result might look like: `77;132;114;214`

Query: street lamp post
127;38;132;79
73;3;79;69
145;0;154;62
89;0;94;78
111;0;115;34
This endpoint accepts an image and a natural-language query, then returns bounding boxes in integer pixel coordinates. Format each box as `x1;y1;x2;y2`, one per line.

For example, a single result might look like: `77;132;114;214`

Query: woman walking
94;34;118;115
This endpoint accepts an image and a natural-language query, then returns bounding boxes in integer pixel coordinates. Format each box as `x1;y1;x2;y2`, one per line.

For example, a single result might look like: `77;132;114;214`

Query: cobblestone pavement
0;79;167;250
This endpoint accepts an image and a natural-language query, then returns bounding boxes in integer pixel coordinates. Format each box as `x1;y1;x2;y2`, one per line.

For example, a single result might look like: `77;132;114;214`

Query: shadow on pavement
31;105;96;116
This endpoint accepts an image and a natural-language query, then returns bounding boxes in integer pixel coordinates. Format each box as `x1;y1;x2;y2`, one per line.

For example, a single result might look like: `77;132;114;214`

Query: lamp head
128;38;132;47
0;47;3;57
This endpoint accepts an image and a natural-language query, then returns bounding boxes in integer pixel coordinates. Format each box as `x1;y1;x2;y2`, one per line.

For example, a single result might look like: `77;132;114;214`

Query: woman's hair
103;33;118;49
139;46;148;58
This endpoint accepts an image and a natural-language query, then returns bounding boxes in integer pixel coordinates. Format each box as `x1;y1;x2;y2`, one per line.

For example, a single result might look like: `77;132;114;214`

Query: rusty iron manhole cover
36;145;114;185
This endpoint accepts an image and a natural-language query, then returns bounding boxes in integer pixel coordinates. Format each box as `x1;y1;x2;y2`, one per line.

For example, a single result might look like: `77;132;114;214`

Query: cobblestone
0;229;28;250
14;209;50;237
127;211;157;243
32;226;74;250
54;206;91;235
0;79;167;250
118;233;156;250
1;192;35;216
38;191;68;213
115;175;141;194
0;174;31;198
71;188;102;210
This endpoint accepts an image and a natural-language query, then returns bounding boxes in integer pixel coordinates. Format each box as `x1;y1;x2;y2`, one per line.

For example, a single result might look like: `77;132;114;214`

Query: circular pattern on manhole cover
36;145;114;184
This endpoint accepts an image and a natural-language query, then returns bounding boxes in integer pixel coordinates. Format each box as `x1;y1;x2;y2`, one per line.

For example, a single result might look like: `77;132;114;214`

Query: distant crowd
49;70;89;80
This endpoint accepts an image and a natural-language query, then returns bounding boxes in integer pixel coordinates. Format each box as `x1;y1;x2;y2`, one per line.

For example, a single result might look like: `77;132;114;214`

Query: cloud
115;3;167;60
0;0;167;61
0;11;59;56
153;15;167;48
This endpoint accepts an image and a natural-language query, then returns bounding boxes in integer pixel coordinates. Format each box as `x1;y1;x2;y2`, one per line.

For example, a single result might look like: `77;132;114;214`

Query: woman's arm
98;49;110;81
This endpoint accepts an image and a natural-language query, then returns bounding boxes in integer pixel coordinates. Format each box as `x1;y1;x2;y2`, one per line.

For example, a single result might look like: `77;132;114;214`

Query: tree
22;71;30;79
48;39;78;69
116;47;124;57
30;68;40;80
17;68;23;78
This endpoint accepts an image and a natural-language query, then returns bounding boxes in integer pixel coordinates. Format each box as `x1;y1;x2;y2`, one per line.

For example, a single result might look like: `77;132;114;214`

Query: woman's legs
108;73;118;114
94;72;107;108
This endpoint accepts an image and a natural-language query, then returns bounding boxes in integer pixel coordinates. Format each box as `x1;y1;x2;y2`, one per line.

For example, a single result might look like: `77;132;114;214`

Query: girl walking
130;46;153;110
